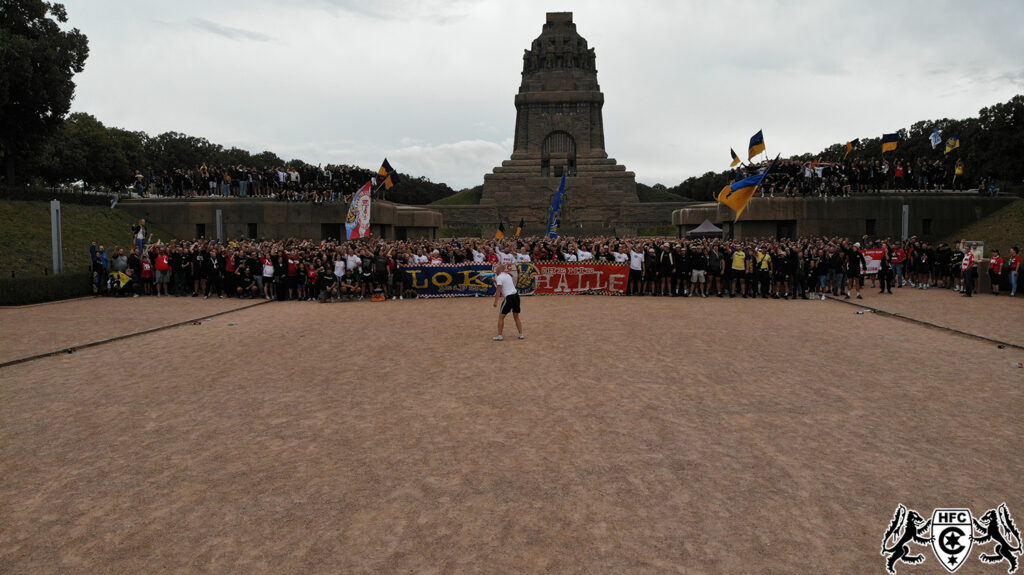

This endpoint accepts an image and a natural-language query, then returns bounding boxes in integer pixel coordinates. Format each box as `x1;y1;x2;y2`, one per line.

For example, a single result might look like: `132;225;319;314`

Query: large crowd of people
739;156;981;199
89;221;1022;302
128;163;378;202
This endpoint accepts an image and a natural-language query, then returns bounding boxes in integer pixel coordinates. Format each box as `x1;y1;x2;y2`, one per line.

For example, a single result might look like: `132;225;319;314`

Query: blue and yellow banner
881;133;899;153
402;264;497;297
716;155;779;221
546;174;566;239
748;130;765;160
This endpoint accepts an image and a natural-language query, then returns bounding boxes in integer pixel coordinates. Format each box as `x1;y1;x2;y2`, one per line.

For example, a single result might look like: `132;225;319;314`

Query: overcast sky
62;0;1023;189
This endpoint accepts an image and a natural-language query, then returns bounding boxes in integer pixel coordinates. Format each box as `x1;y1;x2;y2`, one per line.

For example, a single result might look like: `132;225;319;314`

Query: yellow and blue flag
378;158;396;190
515;217;524;237
717;155;779;221
944;135;960;155
844;138;860;158
495;220;505;240
881;133;899;153
748;130;765;160
730;148;741;167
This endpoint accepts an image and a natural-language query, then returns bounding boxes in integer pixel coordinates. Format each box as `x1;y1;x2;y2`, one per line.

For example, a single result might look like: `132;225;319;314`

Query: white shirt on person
515;253;531;262
495;247;515;263
471;249;486;263
495;272;517;296
613;251;628;263
345;254;361;272
577;250;593;261
333;259;346;277
629;250;644;270
414;254;429;264
562;252;578;261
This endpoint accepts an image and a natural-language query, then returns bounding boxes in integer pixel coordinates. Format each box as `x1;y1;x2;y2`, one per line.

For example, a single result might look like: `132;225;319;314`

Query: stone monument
480;12;638;235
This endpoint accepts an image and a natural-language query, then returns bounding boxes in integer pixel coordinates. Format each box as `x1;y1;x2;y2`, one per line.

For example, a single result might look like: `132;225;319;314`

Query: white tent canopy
686;219;724;238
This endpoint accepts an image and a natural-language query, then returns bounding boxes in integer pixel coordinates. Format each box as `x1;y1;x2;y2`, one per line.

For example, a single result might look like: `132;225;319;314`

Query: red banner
522;262;628;295
862;249;884;275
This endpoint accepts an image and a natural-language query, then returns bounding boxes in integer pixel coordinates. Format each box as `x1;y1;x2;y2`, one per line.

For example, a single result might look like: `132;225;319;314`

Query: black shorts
500;293;521;315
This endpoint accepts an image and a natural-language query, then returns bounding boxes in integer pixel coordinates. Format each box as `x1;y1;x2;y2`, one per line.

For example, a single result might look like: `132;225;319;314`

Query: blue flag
929;129;942;149
546;174;566;239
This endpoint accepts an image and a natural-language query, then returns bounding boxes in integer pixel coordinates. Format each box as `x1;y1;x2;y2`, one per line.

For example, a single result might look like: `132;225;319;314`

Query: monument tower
480;12;638;235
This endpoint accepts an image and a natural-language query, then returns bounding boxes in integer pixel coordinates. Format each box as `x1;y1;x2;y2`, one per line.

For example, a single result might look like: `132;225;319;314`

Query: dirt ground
0;296;256;365
1;291;1021;574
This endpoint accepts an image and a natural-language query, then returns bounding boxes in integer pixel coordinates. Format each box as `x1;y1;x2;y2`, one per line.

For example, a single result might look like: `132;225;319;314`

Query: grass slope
0;201;175;278
943;199;1024;253
430;187;482;206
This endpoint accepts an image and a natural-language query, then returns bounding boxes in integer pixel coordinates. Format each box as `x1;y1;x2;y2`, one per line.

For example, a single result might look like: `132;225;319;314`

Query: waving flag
730;148;741;167
515;217;524;237
717;155;779;221
378;158;396;190
881;133;899;153
495;220;505;240
929;129;942;149
944;135;960;154
844;139;860;158
546;174;566;239
748;130;766;160
345;181;372;239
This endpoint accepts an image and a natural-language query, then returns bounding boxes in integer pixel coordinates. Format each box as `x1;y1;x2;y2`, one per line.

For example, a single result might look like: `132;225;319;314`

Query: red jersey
1010;254;1022;272
141;261;153;279
154;254;170;271
893;248;906;264
989;255;1003;274
961;251;974;272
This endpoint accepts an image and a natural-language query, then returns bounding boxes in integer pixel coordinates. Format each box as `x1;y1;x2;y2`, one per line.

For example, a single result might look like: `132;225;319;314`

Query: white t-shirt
495;272;517;296
414;254;429;264
333;259;346;277
515;253;531;262
345;254;361;272
577;250;593;261
471;249;486;263
562;252;578;262
496;249;515;263
629;250;644;271
613;251;628;263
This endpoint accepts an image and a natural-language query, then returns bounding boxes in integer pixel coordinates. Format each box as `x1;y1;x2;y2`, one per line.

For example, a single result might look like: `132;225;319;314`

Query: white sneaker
518;333;525;340
493;335;504;341
821;294;826;300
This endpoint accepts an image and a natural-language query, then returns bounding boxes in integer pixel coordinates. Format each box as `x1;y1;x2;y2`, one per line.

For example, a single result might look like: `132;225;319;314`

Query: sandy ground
0;294;1022;574
0;297;256;364
834;281;1024;347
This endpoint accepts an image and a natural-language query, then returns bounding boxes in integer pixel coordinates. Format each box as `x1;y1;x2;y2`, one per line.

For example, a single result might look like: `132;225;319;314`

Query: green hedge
0;272;93;306
637;225;677;237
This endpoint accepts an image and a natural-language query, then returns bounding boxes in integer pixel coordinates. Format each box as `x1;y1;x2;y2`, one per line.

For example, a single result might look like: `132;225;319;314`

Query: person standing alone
492;264;524;341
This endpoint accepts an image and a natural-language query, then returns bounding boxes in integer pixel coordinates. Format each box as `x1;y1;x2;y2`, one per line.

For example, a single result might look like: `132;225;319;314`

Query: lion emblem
973;503;1023;573
882;504;933;574
514;263;538;295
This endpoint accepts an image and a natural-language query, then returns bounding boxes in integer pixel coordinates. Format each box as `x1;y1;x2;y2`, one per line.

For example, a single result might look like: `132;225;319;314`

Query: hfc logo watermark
882;503;1022;574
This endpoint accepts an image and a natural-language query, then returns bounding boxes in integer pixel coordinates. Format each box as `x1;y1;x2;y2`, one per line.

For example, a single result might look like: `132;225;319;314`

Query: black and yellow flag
515;217;524;237
495;220;505;240
378;158;396;190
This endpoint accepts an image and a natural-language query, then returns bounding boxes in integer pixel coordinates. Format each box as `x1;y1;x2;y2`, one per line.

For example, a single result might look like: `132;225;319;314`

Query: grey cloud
295;0;479;23
187;18;272;42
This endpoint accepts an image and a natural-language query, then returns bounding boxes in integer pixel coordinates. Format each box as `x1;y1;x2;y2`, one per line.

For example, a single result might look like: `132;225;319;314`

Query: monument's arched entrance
541;131;576;177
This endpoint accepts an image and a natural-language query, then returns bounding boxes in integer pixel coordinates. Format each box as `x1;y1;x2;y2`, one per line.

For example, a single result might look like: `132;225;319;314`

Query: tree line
670;95;1024;201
